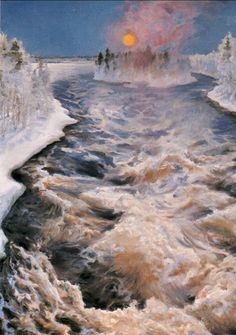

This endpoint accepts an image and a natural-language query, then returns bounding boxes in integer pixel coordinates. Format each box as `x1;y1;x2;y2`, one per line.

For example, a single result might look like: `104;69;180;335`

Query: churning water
1;63;236;334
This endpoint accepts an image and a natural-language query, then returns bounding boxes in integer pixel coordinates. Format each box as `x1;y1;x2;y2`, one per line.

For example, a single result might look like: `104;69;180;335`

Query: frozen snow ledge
208;84;236;114
0;99;76;257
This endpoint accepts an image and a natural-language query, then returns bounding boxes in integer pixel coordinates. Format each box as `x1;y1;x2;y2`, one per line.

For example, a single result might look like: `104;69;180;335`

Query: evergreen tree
11;40;20;52
110;52;115;60
105;48;110;58
15;56;23;70
110;53;116;70
224;35;231;51
97;52;104;66
8;40;24;69
105;48;111;69
163;50;170;64
219;32;233;61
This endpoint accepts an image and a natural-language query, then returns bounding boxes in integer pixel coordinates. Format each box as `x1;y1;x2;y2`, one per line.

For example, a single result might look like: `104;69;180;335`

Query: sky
1;0;236;57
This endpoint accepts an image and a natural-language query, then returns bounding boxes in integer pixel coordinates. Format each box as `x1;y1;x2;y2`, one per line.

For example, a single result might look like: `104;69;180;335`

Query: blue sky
1;0;124;56
1;1;236;57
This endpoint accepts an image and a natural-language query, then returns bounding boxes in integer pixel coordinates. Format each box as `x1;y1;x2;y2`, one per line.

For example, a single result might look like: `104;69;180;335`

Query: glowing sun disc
122;32;137;47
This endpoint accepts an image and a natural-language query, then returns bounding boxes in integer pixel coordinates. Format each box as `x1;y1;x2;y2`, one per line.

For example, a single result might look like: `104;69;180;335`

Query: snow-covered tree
218;32;233;62
0;33;8;54
0;33;52;136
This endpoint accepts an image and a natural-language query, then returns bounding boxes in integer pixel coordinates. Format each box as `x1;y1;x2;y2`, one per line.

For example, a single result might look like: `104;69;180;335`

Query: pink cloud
107;1;211;52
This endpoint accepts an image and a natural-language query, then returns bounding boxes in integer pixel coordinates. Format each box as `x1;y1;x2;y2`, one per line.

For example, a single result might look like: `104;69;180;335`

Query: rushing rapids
1;62;236;334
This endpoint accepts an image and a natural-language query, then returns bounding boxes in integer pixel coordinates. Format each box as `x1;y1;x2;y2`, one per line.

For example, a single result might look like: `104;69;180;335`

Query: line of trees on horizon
95;46;171;72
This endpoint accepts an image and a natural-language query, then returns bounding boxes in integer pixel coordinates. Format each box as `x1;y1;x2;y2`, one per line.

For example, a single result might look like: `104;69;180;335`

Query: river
1;62;236;334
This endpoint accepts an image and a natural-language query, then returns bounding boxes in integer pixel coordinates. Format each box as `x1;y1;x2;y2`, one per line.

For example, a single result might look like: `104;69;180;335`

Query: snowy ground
48;60;94;82
208;83;236;113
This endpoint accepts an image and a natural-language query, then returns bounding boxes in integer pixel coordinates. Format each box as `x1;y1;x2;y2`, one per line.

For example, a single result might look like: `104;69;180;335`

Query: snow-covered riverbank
208;82;236;113
0;98;75;256
0;35;77;256
191;33;236;113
